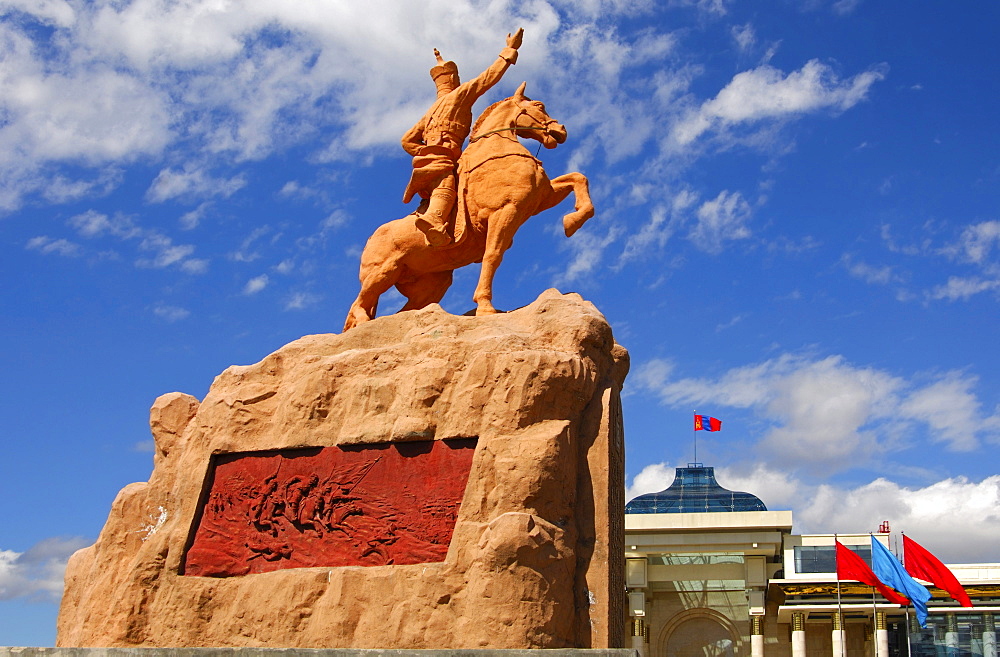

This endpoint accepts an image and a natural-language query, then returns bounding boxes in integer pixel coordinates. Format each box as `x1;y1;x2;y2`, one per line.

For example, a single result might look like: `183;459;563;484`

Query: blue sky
3;0;1000;646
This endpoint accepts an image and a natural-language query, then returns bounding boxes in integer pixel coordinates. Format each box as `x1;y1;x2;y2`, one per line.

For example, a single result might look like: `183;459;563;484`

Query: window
794;544;871;573
648;553;745;566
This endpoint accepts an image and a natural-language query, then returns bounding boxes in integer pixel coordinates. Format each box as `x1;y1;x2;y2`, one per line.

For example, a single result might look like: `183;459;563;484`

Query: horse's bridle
469;104;559;143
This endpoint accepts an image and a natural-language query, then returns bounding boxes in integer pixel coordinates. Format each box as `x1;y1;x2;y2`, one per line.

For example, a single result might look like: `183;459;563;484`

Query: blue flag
871;536;931;627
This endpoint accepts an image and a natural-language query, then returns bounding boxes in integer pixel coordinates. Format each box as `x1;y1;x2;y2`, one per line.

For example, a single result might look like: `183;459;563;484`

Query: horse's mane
471;96;515;136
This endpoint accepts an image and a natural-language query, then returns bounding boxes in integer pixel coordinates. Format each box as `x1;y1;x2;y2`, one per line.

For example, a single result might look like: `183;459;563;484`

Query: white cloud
136;232;205;272
180;258;209;274
671;59;886;146
43;169;122;204
663;0;728;16
0;536;90;602
799;475;1000;563
2;0;558;208
626;462;1000;563
62;210;207;272
322;209;349;231
0;50;172;164
25;235;80;256
619;189;696;263
945;220;1000;265
152;303;190;322
68;210;140;240
841;253;899;285
636;353;1000;470
243;274;269;295
688;190;751;252
626;461;676;501
927;276;1000;301
0;0;886;236
898;373;994;451
715;313;746;332
279;180;315;200
231;226;272;263
731;24;755;53
146;166;246;203
285;291;320;310
179;203;211;230
878;221;1000;303
831;0;862;16
0;0;76;27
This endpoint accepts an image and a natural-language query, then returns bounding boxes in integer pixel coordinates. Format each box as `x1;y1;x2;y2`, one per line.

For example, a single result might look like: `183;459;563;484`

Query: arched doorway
662;612;739;657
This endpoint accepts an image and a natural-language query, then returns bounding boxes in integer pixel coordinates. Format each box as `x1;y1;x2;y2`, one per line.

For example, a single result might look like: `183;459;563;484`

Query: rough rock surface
57;290;628;649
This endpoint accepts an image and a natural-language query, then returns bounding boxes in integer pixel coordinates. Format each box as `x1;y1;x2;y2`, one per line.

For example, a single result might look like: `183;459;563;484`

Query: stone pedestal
57;290;628;650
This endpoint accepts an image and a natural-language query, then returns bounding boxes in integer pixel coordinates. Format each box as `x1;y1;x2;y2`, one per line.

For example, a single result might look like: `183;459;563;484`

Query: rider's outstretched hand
507;27;524;50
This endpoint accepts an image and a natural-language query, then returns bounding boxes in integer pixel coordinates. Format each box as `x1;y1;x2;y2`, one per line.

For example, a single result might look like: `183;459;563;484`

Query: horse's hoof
563;210;589;237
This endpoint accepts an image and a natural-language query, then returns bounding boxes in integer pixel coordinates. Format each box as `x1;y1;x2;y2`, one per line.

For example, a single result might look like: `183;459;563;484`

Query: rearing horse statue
343;83;594;332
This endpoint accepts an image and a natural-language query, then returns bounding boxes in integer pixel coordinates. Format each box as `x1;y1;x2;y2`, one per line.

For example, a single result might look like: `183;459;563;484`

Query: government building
624;464;1000;657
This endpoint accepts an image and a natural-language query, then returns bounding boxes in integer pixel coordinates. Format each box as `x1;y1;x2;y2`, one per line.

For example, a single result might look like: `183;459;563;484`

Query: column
875;611;889;657
631;618;646;657
831;611;846;657
984;613;997;657
643;620;649;657
750;614;764;657
972;621;984;657
946;614;960;656
791;612;806;657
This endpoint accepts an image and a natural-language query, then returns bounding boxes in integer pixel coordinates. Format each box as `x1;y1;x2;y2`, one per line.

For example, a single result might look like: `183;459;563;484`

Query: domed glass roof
626;464;767;514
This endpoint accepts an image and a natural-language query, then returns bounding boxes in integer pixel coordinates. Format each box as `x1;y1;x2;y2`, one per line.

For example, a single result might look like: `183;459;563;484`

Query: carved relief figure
184;441;477;576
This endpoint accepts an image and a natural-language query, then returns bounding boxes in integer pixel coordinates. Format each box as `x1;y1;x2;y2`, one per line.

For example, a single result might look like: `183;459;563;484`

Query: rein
469;125;545;142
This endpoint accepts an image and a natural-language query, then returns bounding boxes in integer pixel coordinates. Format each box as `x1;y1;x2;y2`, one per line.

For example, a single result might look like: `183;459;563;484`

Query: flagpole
693;410;697;464
872;532;878;657
871;587;878;657
836;534;845;657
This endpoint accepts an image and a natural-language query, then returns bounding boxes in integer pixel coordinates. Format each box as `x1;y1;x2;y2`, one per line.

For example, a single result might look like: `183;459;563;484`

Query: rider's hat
430;54;459;96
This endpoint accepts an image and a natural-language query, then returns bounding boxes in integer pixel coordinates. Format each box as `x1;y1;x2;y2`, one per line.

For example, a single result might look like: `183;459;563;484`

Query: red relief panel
182;438;477;577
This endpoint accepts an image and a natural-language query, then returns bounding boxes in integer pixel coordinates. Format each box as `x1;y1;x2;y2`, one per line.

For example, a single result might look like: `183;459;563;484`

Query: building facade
625;464;1000;657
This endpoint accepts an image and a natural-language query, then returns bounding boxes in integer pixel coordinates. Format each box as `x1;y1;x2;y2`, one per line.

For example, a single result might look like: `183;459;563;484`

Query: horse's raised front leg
549;172;594;237
473;203;520;315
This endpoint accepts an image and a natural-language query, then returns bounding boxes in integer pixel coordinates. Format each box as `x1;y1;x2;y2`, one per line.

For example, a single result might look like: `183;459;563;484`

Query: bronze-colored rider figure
401;28;523;246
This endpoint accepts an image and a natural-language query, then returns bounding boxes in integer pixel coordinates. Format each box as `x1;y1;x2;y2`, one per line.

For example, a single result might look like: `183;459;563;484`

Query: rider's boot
415;183;455;247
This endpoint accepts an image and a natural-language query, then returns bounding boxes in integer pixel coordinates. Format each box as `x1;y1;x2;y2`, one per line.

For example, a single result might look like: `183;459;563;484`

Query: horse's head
512;82;567;149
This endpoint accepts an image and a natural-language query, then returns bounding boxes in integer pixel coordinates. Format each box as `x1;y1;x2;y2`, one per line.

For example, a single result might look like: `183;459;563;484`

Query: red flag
903;535;972;607
694;414;721;431
836;540;911;605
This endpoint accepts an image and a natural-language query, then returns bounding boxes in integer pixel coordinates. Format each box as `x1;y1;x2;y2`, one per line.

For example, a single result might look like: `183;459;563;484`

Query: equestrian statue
343;29;594;332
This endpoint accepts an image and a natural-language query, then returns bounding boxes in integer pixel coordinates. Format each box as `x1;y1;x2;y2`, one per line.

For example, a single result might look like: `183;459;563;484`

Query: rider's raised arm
460;28;522;101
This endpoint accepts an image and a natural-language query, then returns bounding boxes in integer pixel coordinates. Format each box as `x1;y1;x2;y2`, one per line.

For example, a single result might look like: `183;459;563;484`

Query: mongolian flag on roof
694;414;722;431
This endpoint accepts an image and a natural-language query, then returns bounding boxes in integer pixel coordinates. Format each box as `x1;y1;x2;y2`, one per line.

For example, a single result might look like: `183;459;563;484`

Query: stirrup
414;215;452;246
